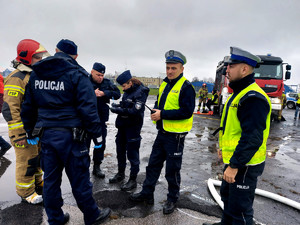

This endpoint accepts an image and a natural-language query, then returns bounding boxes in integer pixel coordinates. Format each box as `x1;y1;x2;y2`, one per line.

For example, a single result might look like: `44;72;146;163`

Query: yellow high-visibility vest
157;76;193;133
219;82;271;165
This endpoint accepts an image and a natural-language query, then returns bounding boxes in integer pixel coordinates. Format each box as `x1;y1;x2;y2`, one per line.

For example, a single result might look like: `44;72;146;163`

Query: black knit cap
56;39;77;55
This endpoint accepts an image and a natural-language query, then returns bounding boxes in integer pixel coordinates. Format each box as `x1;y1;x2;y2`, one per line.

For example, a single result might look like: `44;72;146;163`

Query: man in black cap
21;39;111;225
88;62;121;178
203;47;271;225
130;50;195;215
109;70;149;191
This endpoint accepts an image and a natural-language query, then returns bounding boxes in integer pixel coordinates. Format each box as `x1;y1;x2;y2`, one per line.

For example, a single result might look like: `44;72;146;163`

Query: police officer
130;50;195;215
197;83;208;112
109;70;149;191
21;39;111;225
88;62;121;178
3;39;46;204
203;47;271;225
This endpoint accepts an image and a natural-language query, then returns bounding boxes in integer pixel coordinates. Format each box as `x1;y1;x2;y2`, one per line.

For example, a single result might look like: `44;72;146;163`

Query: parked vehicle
286;92;298;109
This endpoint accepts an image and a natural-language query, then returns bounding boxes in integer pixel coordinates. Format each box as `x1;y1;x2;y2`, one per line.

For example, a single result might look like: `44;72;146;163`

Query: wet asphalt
0;95;299;225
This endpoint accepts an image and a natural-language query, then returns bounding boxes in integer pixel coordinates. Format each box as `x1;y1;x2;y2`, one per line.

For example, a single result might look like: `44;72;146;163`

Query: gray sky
1;0;299;85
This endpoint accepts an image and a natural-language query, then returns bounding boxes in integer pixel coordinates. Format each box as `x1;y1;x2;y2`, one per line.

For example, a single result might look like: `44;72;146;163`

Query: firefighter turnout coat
2;63;43;198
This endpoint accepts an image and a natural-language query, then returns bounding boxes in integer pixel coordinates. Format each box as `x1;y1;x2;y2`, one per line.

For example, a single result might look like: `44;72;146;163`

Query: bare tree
192;77;199;82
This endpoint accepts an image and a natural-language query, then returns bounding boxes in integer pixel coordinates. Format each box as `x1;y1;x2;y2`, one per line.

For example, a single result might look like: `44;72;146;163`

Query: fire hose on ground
207;178;300;210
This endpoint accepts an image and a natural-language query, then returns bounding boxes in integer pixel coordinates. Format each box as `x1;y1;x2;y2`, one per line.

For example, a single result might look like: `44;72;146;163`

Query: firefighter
203;47;271;225
2;39;46;204
21;39;111;225
87;62;121;178
197;83;208;113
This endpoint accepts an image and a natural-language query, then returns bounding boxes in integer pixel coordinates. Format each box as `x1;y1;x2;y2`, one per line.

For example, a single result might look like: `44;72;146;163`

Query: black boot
93;164;105;178
92;208;111;225
63;213;70;224
163;201;176;214
109;172;125;183
121;176;137;191
130;192;154;204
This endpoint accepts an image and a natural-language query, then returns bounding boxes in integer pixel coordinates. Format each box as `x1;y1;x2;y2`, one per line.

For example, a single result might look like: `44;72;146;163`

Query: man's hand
223;166;238;183
217;149;222;160
95;88;105;97
151;109;161;121
16;139;26;146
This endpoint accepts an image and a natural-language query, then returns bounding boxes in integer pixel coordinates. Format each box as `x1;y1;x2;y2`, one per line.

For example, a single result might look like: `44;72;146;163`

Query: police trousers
12;140;43;198
220;163;265;225
86;120;107;165
115;126;141;177
41;129;100;225
141;131;186;202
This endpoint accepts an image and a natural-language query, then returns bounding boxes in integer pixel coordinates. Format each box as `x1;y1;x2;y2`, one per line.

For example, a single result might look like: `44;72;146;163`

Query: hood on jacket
32;52;88;80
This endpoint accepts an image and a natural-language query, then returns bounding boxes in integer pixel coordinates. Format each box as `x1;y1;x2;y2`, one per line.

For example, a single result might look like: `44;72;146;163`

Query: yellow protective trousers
13;141;43;198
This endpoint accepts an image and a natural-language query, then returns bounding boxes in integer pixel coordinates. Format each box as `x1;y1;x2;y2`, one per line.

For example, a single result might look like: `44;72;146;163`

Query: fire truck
214;54;291;121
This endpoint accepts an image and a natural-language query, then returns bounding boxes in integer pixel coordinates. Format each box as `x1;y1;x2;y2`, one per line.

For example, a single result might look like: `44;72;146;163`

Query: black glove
93;136;103;149
111;103;120;108
110;107;123;114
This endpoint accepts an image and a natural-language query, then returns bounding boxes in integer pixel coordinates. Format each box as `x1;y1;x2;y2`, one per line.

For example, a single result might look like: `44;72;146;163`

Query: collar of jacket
17;63;32;73
54;52;77;63
229;73;255;93
163;73;183;85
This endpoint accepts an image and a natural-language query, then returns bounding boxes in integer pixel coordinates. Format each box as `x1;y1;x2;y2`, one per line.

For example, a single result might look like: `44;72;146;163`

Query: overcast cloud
1;0;299;85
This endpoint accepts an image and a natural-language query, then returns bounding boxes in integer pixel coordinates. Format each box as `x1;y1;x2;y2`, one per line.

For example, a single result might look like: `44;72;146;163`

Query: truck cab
254;55;291;121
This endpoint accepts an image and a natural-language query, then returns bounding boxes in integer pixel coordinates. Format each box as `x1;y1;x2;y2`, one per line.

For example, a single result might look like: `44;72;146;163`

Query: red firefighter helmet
16;39;47;65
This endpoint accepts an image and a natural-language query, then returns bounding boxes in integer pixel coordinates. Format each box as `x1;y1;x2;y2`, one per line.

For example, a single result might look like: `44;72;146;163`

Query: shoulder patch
11;71;26;80
185;80;191;85
240;90;268;106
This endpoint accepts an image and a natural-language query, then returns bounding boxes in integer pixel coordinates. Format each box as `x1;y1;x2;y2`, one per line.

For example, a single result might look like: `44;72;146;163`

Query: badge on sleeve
135;102;142;110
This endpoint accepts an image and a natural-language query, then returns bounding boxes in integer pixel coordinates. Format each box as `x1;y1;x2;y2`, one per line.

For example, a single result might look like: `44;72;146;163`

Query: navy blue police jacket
113;83;149;128
21;52;102;139
223;73;270;169
155;73;196;132
89;76;121;122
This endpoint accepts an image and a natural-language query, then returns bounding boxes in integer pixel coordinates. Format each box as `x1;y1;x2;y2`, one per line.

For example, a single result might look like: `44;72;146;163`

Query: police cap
93;62;106;74
165;50;187;65
56;39;78;55
226;47;261;67
116;70;132;85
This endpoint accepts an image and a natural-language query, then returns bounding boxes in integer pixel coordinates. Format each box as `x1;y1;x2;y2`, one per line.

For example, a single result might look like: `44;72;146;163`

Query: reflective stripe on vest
219;82;271;165
213;93;218;104
157;76;193;133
